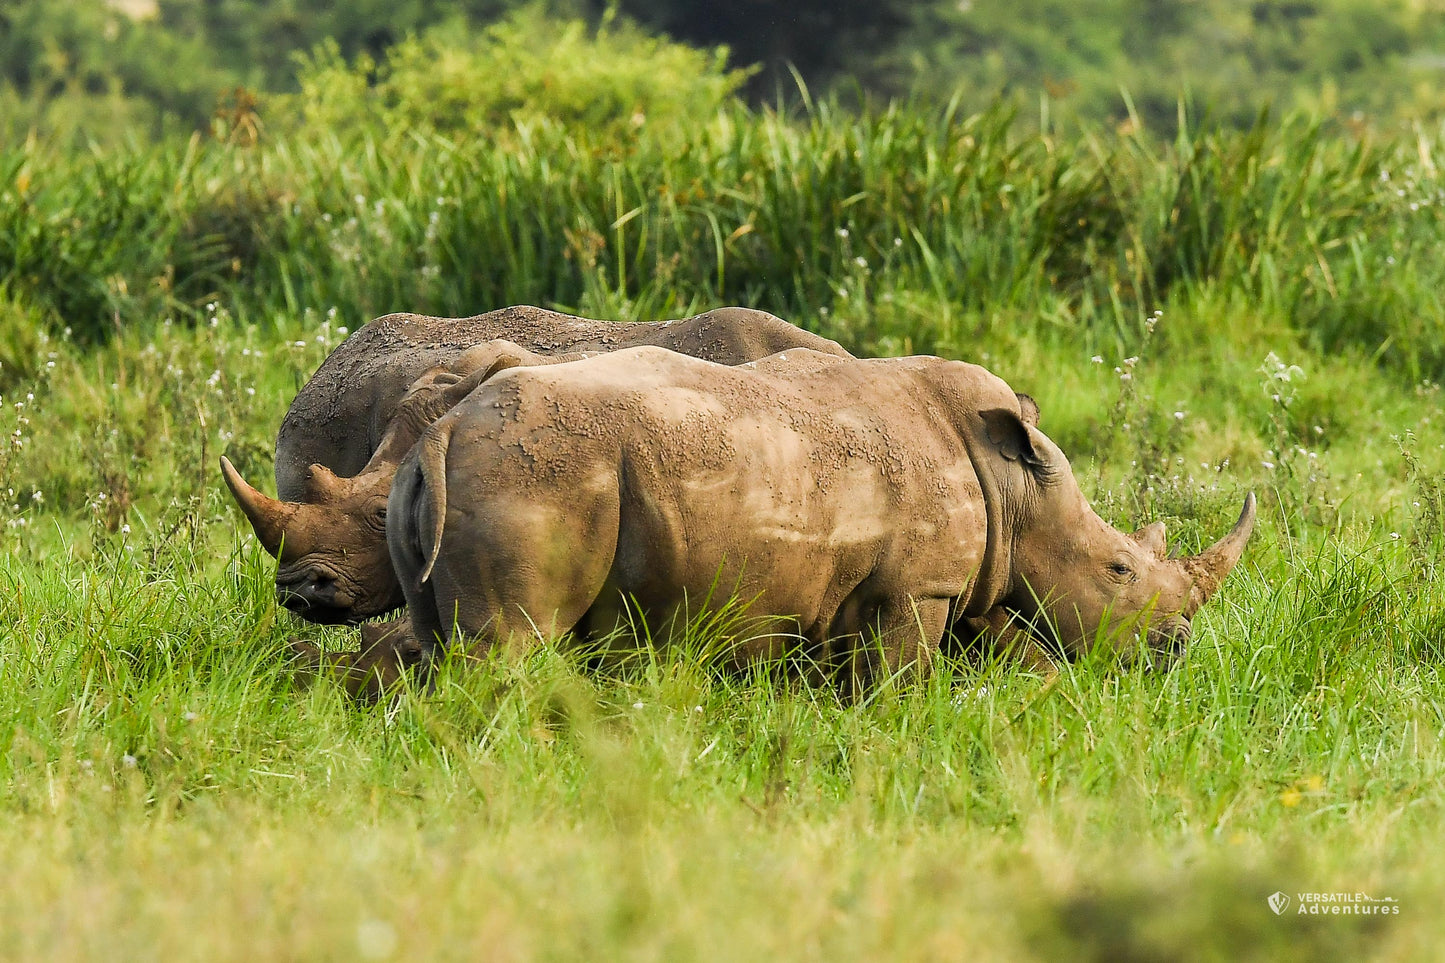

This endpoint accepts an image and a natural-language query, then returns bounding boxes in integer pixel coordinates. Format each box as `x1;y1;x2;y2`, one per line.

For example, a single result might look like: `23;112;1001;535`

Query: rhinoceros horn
1181;493;1257;616
220;456;298;558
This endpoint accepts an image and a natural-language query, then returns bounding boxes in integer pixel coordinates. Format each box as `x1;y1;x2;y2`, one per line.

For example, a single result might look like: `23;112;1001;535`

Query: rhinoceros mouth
984;605;1191;670
1141;618;1191;668
279;592;359;625
276;563;364;624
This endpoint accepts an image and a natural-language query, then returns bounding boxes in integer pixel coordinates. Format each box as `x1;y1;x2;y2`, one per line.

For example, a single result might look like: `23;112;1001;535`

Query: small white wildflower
694;705;704;714
337;326;349;335
836;227;849;238
120;523;130;534
1262;460;1276;470
854;256;868;269
1091;355;1104;364
632;702;645;710
122;754;137;768
1390;532;1401;540
30;490;41;503
1174;411;1185;420
183;711;198;722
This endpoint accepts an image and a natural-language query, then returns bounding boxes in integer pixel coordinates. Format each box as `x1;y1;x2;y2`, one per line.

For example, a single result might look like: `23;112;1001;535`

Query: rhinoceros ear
980;408;1042;465
1015;393;1040;427
979;407;1063;485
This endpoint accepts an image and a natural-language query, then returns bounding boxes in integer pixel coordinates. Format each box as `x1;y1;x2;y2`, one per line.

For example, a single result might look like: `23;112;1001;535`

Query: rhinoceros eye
1108;560;1134;580
364;500;388;530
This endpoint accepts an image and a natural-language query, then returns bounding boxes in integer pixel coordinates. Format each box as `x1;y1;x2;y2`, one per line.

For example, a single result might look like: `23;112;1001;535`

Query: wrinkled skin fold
339;347;1257;695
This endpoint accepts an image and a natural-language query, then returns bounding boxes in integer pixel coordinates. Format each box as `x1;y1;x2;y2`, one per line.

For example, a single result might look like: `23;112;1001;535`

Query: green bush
283;7;752;142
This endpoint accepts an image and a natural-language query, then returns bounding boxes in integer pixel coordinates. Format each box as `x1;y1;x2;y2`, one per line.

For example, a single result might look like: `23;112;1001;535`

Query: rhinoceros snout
277;571;357;624
1143;619;1190;668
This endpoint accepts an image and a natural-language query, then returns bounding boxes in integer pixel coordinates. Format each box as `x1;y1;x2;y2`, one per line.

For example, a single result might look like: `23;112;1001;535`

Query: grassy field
1;100;1444;958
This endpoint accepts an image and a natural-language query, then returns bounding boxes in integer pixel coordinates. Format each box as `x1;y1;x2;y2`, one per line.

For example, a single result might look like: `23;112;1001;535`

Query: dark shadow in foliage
599;0;920;101
1026;861;1398;963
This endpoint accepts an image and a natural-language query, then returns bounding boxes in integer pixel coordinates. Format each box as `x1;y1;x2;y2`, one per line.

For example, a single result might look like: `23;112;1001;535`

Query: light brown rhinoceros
380;347;1255;688
221;306;851;624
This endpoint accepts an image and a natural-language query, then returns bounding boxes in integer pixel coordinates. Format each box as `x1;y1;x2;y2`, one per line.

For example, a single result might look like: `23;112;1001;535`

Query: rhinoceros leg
833;594;949;692
957;606;1060;676
288;617;429;701
415;489;623;660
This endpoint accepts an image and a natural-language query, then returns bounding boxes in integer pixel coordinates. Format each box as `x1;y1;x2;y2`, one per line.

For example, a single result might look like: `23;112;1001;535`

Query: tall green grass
2;514;1442;957
4;102;1445;378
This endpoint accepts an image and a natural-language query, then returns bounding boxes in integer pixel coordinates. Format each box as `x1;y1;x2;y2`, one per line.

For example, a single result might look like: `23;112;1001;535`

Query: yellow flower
1280;788;1302;807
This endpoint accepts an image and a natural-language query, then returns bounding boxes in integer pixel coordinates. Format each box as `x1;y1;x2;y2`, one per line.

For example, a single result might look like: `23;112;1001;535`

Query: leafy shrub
284;7;752;143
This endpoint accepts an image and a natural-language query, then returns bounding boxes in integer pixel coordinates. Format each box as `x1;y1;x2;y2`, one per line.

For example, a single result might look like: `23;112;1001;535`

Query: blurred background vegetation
7;0;1445;143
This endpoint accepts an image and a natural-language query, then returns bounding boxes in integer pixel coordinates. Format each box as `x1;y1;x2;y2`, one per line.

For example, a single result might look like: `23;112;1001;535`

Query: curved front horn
1182;493;1257;616
220;456;298;558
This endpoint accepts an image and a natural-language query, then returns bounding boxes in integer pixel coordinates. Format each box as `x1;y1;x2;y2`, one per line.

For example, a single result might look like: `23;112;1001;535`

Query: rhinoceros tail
415;427;452;585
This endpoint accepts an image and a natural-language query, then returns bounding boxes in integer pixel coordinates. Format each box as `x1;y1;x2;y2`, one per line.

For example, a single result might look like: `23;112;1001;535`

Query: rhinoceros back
275;305;848;500
275;307;636;498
